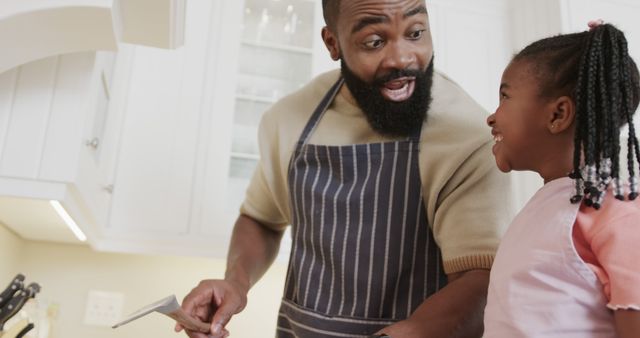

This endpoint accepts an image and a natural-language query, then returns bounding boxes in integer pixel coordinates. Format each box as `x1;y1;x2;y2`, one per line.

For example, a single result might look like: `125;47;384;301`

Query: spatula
111;295;210;333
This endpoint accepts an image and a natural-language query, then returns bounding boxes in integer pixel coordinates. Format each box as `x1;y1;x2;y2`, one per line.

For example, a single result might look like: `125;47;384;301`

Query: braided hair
514;24;640;209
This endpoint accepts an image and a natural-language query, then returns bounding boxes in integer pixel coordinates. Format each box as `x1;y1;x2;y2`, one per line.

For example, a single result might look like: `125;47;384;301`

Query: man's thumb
210;302;236;335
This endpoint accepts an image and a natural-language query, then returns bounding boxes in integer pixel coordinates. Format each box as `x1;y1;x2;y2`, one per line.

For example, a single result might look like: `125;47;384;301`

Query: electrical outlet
83;290;124;327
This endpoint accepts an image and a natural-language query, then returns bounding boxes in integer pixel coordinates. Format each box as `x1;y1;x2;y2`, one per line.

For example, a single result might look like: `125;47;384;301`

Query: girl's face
486;60;557;173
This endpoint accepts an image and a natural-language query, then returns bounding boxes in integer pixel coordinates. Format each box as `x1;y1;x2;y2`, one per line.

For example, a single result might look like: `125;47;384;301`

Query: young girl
484;22;640;337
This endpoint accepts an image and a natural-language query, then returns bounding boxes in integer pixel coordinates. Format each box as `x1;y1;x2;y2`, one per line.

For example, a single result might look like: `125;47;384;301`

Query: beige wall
6;240;286;338
0;223;24;282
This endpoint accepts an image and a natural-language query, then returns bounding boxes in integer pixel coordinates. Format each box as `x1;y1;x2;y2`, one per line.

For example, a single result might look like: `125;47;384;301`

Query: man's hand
174;215;283;337
174;279;249;338
615;309;640;338
374;317;423;338
375;269;489;338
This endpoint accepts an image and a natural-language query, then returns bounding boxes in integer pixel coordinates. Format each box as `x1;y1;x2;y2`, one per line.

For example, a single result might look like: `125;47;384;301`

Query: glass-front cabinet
227;0;333;214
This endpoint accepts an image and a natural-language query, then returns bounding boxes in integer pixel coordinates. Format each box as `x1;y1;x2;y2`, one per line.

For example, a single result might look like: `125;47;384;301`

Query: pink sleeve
589;212;640;310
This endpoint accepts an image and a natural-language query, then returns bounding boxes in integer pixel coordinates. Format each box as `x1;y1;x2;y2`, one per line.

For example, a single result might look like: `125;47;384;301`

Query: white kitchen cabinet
0;51;118;240
95;0;242;257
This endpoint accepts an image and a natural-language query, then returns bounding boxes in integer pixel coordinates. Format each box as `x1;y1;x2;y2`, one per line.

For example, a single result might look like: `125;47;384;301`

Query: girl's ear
548;96;575;134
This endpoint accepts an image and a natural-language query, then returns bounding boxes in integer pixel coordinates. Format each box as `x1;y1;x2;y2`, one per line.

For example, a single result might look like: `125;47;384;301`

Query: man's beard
341;58;434;138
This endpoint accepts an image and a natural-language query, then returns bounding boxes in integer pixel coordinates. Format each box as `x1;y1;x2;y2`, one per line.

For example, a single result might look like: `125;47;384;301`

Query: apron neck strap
407;123;423;142
298;77;344;145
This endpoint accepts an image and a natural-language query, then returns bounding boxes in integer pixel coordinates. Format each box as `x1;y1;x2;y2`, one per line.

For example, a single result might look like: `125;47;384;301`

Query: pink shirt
573;191;640;310
484;177;639;337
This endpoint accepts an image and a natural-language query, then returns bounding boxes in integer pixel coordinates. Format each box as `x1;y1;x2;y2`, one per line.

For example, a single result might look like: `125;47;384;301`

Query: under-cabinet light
50;200;87;242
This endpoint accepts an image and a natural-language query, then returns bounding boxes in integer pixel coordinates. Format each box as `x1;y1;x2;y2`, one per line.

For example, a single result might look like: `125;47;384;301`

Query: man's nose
381;41;417;70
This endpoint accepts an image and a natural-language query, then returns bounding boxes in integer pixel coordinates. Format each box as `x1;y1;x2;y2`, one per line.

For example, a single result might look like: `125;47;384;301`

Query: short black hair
322;0;341;30
515;24;640;208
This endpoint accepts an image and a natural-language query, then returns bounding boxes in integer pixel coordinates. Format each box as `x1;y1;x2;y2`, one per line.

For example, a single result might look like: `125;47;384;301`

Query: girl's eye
408;29;426;40
499;92;508;100
363;37;384;49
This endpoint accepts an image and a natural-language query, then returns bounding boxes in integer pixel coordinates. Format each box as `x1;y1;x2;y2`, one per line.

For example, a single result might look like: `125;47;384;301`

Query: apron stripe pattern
278;78;446;337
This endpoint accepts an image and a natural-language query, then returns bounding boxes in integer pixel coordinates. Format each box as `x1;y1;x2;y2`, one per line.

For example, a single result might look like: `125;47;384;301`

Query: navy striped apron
277;78;447;337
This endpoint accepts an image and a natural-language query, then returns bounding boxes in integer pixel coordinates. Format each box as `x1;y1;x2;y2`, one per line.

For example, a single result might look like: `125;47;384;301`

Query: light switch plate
83;290;124;327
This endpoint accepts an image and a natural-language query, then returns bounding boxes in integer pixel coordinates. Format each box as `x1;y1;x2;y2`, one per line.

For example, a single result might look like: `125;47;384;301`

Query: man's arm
614;308;640;337
377;269;489;338
225;214;285;294
177;214;284;338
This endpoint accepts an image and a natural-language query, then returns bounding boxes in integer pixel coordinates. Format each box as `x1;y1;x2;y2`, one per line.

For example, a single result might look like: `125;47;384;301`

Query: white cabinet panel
39;53;96;182
107;0;219;236
429;0;512;112
107;49;198;235
0;57;58;179
561;0;640;73
0;70;18;164
193;0;242;240
509;0;563;49
0;53;109;183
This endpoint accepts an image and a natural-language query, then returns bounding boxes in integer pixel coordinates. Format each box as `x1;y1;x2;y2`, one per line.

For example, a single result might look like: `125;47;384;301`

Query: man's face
322;0;434;137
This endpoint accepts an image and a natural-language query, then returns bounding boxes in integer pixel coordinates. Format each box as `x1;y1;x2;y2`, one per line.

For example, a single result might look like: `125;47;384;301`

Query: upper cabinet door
428;0;513;112
106;0;221;238
0;53;112;183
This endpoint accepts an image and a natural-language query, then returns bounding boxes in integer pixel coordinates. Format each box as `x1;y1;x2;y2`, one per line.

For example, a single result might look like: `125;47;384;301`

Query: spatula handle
167;308;211;333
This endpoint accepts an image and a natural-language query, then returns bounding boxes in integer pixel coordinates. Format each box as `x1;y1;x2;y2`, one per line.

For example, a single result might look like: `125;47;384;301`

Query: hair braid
590;28;614;208
584;30;600;203
620;37;640;199
597;29;610;159
606;28;623;199
570;35;591;202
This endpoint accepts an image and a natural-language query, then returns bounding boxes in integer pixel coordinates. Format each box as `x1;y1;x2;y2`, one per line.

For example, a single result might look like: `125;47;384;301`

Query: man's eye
499;92;508;100
363;38;384;49
408;29;426;40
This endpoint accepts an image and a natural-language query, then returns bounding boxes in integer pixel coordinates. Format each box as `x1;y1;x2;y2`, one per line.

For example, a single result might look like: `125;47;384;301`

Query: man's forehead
339;0;427;16
336;0;428;33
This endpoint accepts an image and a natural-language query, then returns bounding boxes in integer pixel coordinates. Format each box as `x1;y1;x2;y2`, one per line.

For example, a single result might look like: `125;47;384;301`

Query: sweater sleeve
429;141;514;274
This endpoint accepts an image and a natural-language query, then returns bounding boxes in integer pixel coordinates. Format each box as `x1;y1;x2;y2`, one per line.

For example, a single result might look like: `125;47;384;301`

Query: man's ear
548;96;576;134
322;27;340;61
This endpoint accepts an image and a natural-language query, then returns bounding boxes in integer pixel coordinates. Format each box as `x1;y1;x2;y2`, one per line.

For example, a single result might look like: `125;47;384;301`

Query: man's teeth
494;135;503;142
381;80;414;102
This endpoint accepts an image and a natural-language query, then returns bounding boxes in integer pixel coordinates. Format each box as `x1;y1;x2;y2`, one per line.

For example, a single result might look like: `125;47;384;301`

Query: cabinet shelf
241;39;313;55
235;93;277;104
230;152;260;160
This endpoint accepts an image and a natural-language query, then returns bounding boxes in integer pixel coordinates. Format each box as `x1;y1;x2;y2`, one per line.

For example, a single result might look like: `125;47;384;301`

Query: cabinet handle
85;138;100;149
103;184;114;194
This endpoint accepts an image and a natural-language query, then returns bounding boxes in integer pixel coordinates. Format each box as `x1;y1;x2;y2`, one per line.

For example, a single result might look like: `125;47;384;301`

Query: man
176;0;514;337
